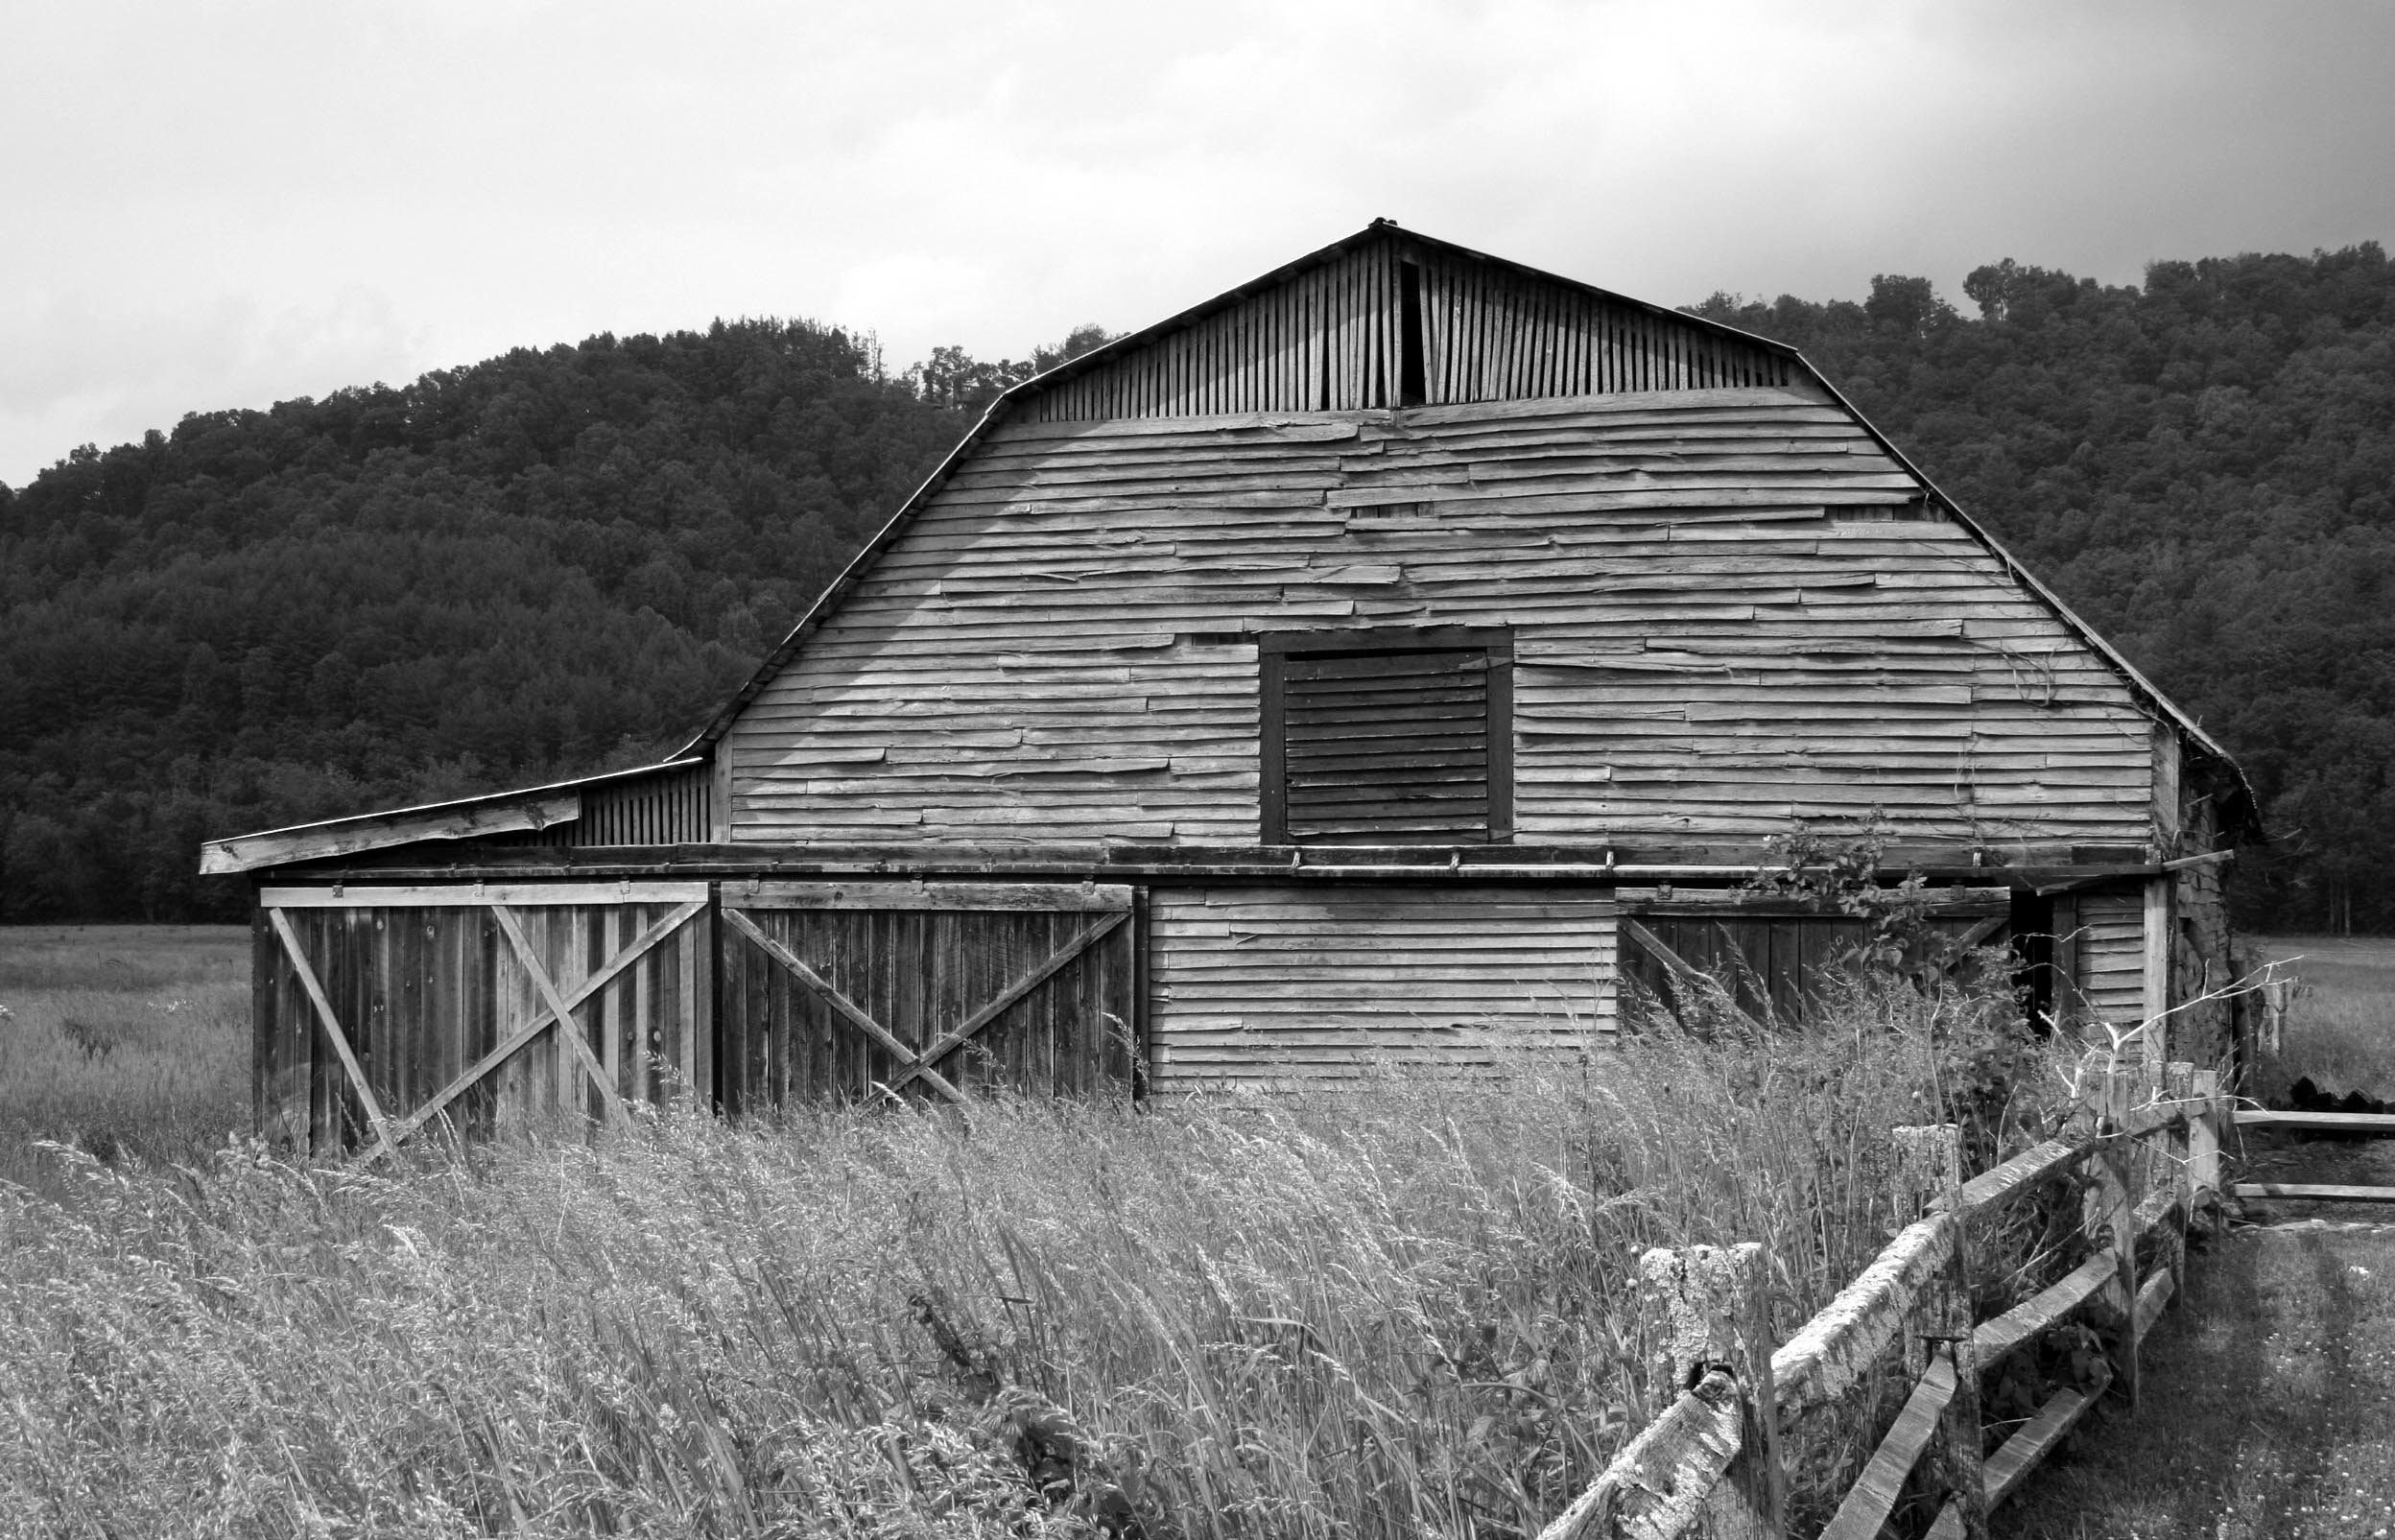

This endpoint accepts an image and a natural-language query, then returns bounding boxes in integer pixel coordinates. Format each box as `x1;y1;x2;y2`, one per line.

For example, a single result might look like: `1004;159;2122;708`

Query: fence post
2157;1062;2194;1311
2189;1068;2222;1204
2083;1067;2144;1410
1636;1243;1787;1536
1892;1125;1987;1539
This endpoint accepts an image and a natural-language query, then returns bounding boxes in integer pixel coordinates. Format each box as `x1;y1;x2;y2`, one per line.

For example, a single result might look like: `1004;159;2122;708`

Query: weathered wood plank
1982;1368;2110;1509
889;910;1129;1095
203;793;581;874
1535;1369;1747;1540
2233;1109;2395;1133
719;906;968;1103
1817;1350;1956;1540
725;881;1134;912
262;882;708;908
266;907;394;1157
1973;1252;2115;1374
1771;1215;1955;1418
489;905;630;1129
2232;1182;2395;1202
2134;1265;2175;1342
384;900;702;1143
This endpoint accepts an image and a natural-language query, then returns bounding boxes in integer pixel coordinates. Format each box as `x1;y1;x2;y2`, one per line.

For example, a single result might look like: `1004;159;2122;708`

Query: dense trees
0;320;969;919
1693;243;2395;930
5;247;2393;930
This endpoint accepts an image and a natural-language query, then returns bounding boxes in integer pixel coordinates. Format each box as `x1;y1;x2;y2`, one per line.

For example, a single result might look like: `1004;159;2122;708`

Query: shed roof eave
197;756;707;875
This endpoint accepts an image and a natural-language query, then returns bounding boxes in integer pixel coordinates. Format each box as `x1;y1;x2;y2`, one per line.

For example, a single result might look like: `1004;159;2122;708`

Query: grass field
0;924;249;1196
0;925;2091;1538
2245;935;2395;1102
10;924;2395;1537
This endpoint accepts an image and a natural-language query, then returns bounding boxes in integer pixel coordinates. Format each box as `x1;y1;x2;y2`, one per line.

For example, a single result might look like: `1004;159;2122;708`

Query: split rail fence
1539;1062;2226;1540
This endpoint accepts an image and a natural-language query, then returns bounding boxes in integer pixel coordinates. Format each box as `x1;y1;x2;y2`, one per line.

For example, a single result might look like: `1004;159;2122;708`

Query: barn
201;221;2259;1153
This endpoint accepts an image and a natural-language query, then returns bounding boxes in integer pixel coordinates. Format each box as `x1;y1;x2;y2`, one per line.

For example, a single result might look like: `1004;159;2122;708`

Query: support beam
720;907;967;1103
265;908;393;1158
490;905;630;1129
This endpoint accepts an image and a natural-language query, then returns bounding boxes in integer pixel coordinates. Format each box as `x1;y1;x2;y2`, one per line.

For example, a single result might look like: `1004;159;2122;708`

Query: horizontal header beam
260;881;710;908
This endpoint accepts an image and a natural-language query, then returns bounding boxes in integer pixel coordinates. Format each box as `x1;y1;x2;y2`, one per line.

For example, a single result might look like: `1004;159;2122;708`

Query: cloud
2;0;2391;486
0;287;426;486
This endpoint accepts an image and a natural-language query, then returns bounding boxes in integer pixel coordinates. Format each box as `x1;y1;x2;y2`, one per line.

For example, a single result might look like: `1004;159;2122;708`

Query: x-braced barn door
256;883;711;1153
1616;896;2011;1030
717;882;1141;1108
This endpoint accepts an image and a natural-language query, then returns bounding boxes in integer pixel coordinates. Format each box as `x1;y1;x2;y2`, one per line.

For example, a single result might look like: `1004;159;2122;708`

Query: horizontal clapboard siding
724;386;2156;847
2075;889;2149;1029
1025;235;1787;420
1148;885;1614;1084
1281;648;1491;841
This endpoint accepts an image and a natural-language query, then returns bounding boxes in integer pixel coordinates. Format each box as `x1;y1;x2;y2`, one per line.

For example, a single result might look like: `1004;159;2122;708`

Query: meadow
2244;935;2395;1102
0;925;2090;1539
0;925;250;1195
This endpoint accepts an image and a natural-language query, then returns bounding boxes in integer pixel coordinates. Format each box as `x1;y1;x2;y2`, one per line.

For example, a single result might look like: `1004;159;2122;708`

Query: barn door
1616;895;2010;1029
717;881;1140;1108
256;882;711;1153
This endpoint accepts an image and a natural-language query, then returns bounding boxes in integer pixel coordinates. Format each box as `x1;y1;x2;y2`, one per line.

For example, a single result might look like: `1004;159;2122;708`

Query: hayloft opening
1257;627;1513;845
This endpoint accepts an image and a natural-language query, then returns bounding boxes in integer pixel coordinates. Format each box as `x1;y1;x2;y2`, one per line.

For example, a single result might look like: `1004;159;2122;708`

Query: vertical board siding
718;891;1137;1109
1147;885;1613;1084
256;895;710;1153
1618;912;2007;1027
2074;888;2149;1031
726;389;2156;849
491;762;714;847
1025;236;1787;421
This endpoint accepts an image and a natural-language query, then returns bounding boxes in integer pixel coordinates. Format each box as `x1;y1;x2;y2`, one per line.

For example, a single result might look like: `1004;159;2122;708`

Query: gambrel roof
680;220;2252;825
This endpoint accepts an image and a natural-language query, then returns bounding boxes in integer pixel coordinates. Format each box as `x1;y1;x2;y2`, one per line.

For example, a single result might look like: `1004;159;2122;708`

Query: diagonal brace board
889;910;1130;1096
267;907;395;1158
721;906;968;1104
1620;916;1768;1035
490;905;632;1129
384;900;703;1145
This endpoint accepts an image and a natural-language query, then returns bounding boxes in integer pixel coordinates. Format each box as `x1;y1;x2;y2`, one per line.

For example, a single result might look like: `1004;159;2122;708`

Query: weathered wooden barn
202;222;2259;1152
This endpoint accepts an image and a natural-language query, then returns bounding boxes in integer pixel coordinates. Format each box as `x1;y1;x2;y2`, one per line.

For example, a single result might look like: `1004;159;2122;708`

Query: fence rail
2228;1107;2395;1206
1540;1064;2224;1540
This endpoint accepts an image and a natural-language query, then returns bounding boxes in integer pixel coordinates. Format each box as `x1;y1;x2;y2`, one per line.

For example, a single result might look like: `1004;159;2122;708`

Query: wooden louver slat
1282;648;1491;843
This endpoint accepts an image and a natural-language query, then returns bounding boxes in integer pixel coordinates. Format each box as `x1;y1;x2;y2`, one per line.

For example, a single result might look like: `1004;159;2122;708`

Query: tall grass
2245;935;2395;1101
0;926;250;1196
0;950;2076;1540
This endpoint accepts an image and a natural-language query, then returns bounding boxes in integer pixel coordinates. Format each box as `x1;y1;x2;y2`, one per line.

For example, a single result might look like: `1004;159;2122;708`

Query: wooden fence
2229;1104;2395;1206
1539;1062;2226;1540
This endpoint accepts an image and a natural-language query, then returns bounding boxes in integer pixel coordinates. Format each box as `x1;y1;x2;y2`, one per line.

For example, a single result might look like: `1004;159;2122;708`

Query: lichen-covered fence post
1896;1125;1986;1539
1540;1242;1785;1539
1640;1244;1786;1537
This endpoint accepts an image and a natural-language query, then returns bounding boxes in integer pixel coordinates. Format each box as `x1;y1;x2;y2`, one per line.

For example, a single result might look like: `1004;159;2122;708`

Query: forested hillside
5;248;2393;929
1693;243;2395;931
0;321;973;918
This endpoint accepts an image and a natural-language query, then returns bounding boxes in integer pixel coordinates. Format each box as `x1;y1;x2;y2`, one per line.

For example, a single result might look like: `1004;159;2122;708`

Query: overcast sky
5;0;2393;488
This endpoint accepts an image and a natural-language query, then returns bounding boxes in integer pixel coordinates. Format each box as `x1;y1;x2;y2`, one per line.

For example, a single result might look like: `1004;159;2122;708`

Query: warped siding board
2075;888;2149;1031
253;896;709;1152
724;389;2156;849
1148;885;1614;1083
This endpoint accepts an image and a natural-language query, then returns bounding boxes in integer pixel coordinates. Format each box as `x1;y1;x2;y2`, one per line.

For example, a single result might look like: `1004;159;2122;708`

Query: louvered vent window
1260;628;1513;845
